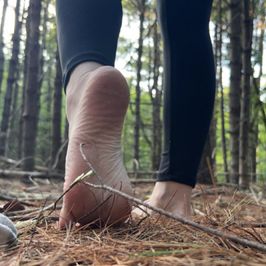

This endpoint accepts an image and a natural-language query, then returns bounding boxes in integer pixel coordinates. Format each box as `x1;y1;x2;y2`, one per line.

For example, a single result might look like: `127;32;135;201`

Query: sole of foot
59;63;133;229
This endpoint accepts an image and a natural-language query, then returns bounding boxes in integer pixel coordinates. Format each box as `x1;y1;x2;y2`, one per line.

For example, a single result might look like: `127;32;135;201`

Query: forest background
0;0;265;189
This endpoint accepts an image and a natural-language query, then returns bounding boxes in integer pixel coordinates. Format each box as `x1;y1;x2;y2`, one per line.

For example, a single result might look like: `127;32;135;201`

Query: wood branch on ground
45;167;266;253
83;179;266;252
0;169;63;179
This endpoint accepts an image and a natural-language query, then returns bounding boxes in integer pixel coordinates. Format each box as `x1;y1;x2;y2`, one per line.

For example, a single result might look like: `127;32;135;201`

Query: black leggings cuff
156;173;196;188
63;52;114;90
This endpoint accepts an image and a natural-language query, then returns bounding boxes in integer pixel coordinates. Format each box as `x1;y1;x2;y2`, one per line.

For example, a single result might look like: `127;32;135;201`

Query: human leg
148;0;216;217
56;0;133;228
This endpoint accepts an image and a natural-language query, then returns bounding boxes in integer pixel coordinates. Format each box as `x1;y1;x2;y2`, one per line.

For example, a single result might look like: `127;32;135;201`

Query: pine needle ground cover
1;178;266;265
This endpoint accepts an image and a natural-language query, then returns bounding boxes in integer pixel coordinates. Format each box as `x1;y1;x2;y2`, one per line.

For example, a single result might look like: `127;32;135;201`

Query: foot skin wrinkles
59;63;133;229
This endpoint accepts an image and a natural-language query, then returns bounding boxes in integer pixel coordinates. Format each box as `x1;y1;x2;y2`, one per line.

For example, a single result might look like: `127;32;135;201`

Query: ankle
66;62;103;118
149;181;192;213
67;62;102;90
151;181;192;198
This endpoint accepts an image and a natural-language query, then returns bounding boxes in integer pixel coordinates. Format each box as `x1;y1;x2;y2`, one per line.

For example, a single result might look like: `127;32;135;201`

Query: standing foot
133;182;192;219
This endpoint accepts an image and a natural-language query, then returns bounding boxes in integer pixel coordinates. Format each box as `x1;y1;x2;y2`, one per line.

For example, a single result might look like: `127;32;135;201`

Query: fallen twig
0;169;63;179
48;170;95;216
0;156;50;173
82;178;266;252
236;222;266;228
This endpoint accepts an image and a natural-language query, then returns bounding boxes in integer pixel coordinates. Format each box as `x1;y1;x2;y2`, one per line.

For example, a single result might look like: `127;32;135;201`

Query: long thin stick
48;170;95;216
83;179;266;252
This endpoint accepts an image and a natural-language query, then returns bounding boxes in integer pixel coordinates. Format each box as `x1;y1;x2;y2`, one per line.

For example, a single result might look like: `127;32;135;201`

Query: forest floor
1;177;266;265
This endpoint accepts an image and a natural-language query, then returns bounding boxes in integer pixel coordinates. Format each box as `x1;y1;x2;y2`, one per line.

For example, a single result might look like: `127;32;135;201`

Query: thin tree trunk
57;119;68;171
36;0;50;162
38;0;49;94
22;0;42;171
8;77;21;158
45;62;53;159
229;0;242;184
220;71;229;182
239;0;253;188
133;0;146;172
218;0;229;183
197;131;215;184
250;0;264;183
46;64;52;114
51;49;62;164
0;0;22;156
0;0;8;95
18;2;29;158
150;13;162;171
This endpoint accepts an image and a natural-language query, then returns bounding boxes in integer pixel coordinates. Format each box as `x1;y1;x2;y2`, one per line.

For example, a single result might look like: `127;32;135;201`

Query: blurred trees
0;0;22;156
0;0;265;187
0;0;8;95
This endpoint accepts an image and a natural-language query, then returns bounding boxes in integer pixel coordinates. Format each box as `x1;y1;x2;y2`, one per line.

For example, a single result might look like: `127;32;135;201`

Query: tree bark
197;128;216;185
250;0;264;183
229;0;242;184
239;0;253;188
18;3;29;158
0;0;8;95
0;0;22;156
38;0;49;94
22;0;42;171
133;0;146;172
51;49;62;164
56;119;68;171
150;12;162;171
217;0;229;183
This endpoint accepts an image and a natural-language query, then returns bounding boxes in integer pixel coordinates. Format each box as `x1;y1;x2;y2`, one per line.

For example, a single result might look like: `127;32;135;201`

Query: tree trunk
239;0;253;188
250;0;264;183
220;72;229;182
22;0;42;171
150;12;162;171
51;49;62;164
56;119;68;171
38;0;49;93
229;0;242;184
18;3;29;158
0;0;8;95
217;0;229;182
197;126;216;185
0;0;22;156
133;0;146;172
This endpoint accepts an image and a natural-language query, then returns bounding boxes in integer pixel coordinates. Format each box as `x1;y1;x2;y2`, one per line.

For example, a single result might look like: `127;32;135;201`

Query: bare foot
59;62;133;229
133;182;192;219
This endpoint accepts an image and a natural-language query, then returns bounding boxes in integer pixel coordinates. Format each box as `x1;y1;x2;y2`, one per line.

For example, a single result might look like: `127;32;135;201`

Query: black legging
56;0;216;188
